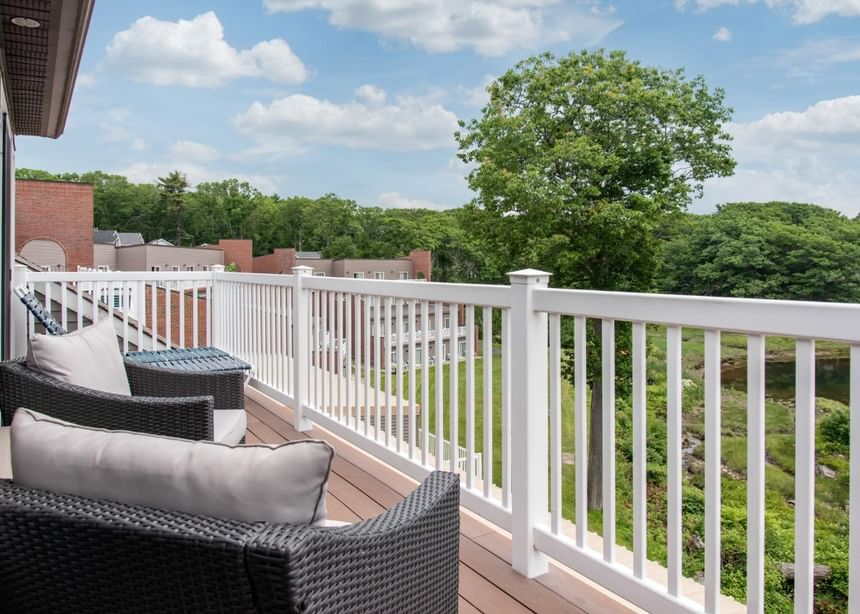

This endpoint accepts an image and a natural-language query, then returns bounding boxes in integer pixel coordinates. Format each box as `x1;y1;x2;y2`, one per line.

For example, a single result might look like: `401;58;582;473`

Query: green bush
820;406;850;451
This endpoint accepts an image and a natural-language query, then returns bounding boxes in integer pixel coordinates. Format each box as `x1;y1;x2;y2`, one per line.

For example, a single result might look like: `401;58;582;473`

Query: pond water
721;357;850;404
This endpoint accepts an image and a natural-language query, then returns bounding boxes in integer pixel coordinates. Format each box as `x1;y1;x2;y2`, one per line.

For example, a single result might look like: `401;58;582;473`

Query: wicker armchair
0;471;460;614
0;358;244;441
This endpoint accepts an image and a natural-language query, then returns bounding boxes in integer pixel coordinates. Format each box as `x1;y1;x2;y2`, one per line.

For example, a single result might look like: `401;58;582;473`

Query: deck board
244;392;637;614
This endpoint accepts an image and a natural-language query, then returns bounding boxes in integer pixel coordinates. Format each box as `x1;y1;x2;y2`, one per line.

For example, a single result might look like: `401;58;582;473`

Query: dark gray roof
93;229;118;245
117;232;145;246
296;251;322;259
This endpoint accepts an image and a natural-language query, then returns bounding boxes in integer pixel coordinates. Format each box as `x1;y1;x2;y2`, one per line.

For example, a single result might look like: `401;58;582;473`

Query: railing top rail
216;271;295;286
24;271;214;282
534;287;860;342
216;272;513;308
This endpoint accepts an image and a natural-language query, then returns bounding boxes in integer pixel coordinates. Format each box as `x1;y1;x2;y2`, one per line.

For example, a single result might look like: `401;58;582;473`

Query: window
97;265;109;272
443;341;450;361
390;350;398;366
113;294;123;309
402;320;409;333
414;347;423;366
353;272;364;279
202;266;210;271
399;271;409;280
313;272;326;277
172;266;180;272
458;340;467;358
443;316;451;329
151;266;161;272
186;266;194;271
374;272;385;280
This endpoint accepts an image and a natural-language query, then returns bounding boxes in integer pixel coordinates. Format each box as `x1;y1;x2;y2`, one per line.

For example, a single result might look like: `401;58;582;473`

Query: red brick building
16;179;94;271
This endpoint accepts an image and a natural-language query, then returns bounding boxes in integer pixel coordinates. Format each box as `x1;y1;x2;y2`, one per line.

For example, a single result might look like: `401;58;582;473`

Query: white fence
13;265;860;614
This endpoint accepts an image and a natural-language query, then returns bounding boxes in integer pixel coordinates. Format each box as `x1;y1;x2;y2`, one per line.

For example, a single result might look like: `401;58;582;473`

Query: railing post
293;266;313;432
210;265;225;349
10;265;29;358
508;268;551;577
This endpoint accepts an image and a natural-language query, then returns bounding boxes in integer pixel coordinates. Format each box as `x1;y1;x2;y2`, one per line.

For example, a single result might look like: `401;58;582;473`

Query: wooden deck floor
244;390;639;614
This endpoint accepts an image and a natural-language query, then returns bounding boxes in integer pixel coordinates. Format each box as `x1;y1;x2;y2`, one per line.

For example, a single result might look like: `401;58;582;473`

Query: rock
816;464;836;479
686;534;705;552
778;563;831;583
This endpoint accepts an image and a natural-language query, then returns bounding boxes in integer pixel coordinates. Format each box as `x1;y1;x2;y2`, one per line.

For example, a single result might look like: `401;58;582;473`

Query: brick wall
253;248;296;274
408;250;432;281
16;179;94;270
216;239;253;272
143;285;208;348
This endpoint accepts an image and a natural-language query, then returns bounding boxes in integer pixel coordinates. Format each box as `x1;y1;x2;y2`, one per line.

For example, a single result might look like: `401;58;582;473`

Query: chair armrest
246;471;461;614
0;480;263;613
0;359;214;440
125;359;246;410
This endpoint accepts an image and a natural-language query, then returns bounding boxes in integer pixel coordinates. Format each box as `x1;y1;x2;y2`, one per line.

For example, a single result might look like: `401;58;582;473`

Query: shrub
820;406;850;452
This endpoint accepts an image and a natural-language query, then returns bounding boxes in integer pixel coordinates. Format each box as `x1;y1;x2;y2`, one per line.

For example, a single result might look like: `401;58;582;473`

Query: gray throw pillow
11;409;334;524
26;317;131;396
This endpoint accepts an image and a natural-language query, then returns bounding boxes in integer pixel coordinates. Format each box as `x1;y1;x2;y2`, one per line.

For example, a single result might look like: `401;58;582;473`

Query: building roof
0;0;94;137
93;229;118;245
147;238;174;247
296;251;322;259
117;232;144;246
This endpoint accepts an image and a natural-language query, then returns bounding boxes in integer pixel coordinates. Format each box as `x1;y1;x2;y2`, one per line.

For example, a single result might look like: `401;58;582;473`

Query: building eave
0;0;95;138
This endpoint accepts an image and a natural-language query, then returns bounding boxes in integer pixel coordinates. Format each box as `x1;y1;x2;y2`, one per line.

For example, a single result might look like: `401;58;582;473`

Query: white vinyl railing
13;264;860;614
13;265;216;356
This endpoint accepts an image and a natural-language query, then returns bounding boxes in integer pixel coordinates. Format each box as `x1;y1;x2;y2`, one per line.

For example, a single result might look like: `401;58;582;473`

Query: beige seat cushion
0;427;10;480
11;409;334;524
26;317;130;396
214;410;247;445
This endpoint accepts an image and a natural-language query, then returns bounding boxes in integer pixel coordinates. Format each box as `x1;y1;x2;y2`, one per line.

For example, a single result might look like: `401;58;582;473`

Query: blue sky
16;0;860;215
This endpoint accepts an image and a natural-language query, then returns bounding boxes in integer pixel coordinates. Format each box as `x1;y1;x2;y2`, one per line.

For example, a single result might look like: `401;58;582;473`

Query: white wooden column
210;265;225;349
292;266;313;432
10;265;29;358
508;268;550;577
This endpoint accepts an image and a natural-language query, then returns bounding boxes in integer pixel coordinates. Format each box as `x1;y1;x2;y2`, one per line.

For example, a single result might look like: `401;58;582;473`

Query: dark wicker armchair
0;470;460;614
0;358;245;441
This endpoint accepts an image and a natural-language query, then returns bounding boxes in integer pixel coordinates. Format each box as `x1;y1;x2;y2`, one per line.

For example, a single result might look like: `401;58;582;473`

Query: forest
18;167;860;304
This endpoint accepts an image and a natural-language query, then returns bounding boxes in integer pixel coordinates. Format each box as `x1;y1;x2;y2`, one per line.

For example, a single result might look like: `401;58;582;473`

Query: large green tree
456;49;736;508
660;202;860;302
157;171;190;246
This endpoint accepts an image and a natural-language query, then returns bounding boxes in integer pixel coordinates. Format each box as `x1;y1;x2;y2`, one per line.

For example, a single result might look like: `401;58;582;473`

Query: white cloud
131;138;147;151
355;84;386;105
700;96;860;215
107;12;307;87
117;160;280;194
377;192;451;210
171;140;220;162
713;26;733;41
263;0;621;57
457;74;496;107
777;37;860;75
677;0;860;23
233;88;460;152
76;72;96;87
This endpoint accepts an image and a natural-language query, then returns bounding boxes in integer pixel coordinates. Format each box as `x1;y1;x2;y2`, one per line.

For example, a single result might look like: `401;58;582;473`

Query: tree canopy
456;49;736;291
660;202;860;302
